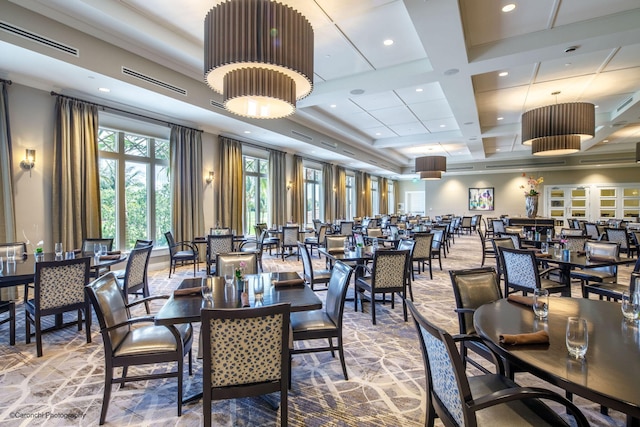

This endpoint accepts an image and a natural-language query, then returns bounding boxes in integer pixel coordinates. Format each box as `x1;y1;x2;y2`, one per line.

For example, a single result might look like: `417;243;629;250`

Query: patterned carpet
0;233;633;426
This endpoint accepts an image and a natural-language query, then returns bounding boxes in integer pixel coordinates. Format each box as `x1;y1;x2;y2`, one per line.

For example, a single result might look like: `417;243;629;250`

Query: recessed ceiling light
439;124;446;128
330;104;337;108
350;89;365;95
603;139;609;143
244;130;251;134
497;117;504;121
98;87;110;93
502;4;516;12
375;132;382;136
416;88;423;92
595;105;599;109
383;39;394;46
496;148;501;151
498;71;508;77
444;68;459;76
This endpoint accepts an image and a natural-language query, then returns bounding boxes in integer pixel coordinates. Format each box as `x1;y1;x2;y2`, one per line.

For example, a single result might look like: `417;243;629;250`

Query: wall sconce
206;170;215;184
286;181;293;191
20;149;36;177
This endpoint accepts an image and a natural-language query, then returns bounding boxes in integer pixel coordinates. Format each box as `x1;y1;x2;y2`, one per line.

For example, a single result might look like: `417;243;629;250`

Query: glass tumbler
55;242;63;257
621;290;640;321
566;317;588;359
533;288;549;319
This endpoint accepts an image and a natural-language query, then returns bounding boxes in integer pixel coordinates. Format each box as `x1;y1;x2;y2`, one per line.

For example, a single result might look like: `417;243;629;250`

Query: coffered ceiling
1;0;640;178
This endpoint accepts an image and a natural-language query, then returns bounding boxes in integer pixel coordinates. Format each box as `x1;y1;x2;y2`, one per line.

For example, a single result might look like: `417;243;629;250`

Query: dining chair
324;234;348;269
205;234;234;275
406;300;589;427
563;236;588;252
240;229;270;271
491;219;505;235
584;269;640;302
82;238;116;277
254;225;279;255
585;223;602;240
396;239;416;300
25;257;91;357
460;216;473;234
0;299;15;345
304;224;327;258
215;252;259;276
0;241;27;258
498;232;522;249
339;221;354;242
290;260;354;385
491;237;515;284
86;272;193;425
449;267;505;374
117;244;153;312
281;226;300;260
499;246;570;297
411;232;433;279
298;242;331;291
355;249;410;325
561;227;585;237
201;303;290;427
477;229;496;267
606;228;632;257
430;229;445;270
164;231;199;278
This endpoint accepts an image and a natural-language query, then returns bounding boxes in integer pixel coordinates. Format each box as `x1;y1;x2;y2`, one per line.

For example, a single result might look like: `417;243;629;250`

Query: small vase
525;195;538;218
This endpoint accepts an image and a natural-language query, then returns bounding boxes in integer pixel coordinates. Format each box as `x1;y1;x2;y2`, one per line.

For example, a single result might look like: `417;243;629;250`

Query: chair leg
85;305;92;344
280;384;288;427
35;314;43;357
188;348;193;375
328;337;335;357
177;356;183;416
338;336;348;380
371;294;376;325
9;302;15;346
100;370;113;425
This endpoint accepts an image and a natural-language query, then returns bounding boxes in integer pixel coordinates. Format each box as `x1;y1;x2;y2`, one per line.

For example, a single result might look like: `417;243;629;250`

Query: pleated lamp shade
415;156;446;173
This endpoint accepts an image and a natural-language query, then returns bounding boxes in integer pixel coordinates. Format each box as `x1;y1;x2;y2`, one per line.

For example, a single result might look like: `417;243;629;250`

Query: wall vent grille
122;67;187;95
291;130;312;141
0;21;78;56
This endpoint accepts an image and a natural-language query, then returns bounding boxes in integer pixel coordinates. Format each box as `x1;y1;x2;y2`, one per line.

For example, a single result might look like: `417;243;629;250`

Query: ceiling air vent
0;21;78;56
320;141;337;149
448;166;474;171
579;157;631;165
616;96;634;113
368;159;378;164
122;67;187;95
210;99;224;109
485;160;566;169
291;130;312;141
342;149;355;156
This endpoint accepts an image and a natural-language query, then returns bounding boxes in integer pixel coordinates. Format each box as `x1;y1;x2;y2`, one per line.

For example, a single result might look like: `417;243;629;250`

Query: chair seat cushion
311;270;332;281
305;237;318;244
355;276;372;292
570;269;615;282
174;250;196;259
469;374;571;426
291;310;336;334
584;282;628;298
540;278;569;291
114;323;192;357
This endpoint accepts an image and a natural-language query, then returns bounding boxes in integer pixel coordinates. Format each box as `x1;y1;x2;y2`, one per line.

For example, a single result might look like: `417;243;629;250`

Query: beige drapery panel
393;180;400;214
216;136;243;233
269;150;287;226
379;177;388;215
0;81;15;244
322;163;334;223
52;96;101;252
170;125;204;243
1;81;16;300
363;173;372;217
355;171;367;217
335;166;346;220
291;155;304;224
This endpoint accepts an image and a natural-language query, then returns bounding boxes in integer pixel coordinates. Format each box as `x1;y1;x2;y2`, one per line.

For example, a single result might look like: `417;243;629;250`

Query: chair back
449;267;501;335
122;244;153;296
0;242;27;257
371;250;409;291
164;231;177;254
499;232;521;249
201;303;290;388
134;239;153;248
82;238;114;254
317;225;327;243
492;220;505;234
282;226;299;246
406;300;467;427
366;227;383;238
255;223;268;239
325;261;354;326
564;236;588;252
431;229;444;249
562;228;585;236
298;242;315;282
396;239;415;257
585;240;619;277
210;227;232;236
325;235;347;253
585;223;601;240
471;215;481;228
339;221;353;236
606;228;629;250
207;234;234;258
215;252;258;276
461;216;472;228
412;232;433;259
34;257;90;312
86;272;131;353
499;247;540;292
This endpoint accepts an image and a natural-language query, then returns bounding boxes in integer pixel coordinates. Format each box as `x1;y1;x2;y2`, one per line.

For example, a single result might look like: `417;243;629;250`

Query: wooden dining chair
499;246;569;297
298;242;331;291
117;244;153;312
205;234;233;275
406;300;589;427
164;231;199;278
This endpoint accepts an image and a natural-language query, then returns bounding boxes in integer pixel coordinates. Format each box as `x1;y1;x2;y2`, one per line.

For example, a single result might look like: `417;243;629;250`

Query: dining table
474;297;640;426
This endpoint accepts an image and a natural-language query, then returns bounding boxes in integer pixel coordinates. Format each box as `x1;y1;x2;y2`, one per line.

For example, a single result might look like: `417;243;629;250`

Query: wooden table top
474;297;640;420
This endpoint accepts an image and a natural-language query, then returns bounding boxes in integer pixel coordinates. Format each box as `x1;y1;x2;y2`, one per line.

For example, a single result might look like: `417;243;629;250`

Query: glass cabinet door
546;187;589;225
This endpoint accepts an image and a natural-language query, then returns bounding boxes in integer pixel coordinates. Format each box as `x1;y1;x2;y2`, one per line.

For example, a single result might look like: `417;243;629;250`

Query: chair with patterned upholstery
86;272;193;425
563;236;588;252
396;239;416;300
492;219;506;235
165;231;199;278
406;300;589;427
298;242;331;291
491;237;515;284
205;234;233;275
304;224;327;258
499;247;570;297
411;232;433;279
585;223;602;240
355;250;410;325
606;228;632;257
117;244;153;312
82;238;115;277
25;257;91;357
201;303;290;427
561;228;585;237
281;226;300;260
290;261;353;383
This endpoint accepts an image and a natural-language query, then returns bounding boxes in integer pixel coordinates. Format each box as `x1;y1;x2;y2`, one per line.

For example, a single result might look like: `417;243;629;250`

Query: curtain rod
0;79;12;85
220;133;286;155
50;91;201;133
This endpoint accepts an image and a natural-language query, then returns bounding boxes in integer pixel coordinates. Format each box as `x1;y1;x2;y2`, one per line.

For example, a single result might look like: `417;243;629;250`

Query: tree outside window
244;156;269;235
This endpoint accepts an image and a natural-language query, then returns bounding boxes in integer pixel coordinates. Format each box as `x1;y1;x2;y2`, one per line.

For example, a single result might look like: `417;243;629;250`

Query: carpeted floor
0;233;633;426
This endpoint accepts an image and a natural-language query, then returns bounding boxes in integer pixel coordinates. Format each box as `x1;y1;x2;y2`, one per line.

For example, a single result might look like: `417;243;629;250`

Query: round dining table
474;297;640;425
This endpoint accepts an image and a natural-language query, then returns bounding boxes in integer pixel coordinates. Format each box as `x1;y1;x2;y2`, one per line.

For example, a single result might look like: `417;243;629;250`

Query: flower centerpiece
23;229;44;260
519;173;543;218
235;261;247;290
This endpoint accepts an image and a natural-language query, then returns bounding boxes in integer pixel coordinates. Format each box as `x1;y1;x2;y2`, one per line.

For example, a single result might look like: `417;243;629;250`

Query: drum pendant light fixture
521;92;594;156
204;0;314;119
415;156;446;173
419;170;442;180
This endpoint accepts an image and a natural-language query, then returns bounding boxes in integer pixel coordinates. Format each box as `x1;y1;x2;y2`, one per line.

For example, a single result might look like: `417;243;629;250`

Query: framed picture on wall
469;187;494;211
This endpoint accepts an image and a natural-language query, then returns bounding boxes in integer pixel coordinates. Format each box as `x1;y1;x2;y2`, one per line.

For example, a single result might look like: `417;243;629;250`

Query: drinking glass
566;317;588;359
202;276;214;301
54;242;63;257
6;246;15;262
254;276;264;304
540;242;548;254
93;244;101;258
101;244;108;256
65;251;75;260
224;266;234;287
533;288;549;319
0;256;3;274
621;290;640;321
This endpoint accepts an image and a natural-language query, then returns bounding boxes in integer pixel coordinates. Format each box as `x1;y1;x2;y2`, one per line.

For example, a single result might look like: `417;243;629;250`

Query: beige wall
398;167;640;220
